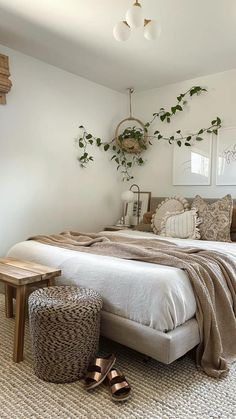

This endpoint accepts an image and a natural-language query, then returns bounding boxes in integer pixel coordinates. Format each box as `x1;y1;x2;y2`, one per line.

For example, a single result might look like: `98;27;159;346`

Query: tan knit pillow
151;196;190;234
160;209;201;239
191;195;233;242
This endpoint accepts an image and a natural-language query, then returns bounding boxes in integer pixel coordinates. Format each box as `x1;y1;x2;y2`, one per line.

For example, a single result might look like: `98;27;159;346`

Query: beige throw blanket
29;231;236;378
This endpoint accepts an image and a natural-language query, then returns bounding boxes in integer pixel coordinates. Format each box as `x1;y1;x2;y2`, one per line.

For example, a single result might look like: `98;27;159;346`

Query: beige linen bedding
29;231;236;378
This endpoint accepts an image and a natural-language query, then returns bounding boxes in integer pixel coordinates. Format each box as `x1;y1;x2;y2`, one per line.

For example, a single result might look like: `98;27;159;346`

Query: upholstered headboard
149;197;236;242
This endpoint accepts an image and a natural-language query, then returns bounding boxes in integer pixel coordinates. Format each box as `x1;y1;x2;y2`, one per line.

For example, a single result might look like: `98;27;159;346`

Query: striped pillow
159;209;201;240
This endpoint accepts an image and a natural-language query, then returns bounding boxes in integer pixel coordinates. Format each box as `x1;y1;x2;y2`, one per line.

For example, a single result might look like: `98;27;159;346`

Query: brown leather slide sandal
84;354;116;390
105;368;131;402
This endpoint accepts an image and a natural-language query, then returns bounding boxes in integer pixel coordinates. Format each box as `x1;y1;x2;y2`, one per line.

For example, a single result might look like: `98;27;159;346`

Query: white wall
133;69;236;199
0;45;126;256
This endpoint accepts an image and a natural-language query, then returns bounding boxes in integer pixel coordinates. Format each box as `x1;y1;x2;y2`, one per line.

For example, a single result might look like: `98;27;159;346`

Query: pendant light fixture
113;0;160;42
113;21;131;42
125;1;143;29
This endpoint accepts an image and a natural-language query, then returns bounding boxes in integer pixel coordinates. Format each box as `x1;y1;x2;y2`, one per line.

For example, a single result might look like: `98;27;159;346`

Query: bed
7;225;236;366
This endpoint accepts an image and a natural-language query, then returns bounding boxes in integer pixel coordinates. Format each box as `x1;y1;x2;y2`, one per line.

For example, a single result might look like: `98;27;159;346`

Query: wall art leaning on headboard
0;54;12;105
216;127;236;185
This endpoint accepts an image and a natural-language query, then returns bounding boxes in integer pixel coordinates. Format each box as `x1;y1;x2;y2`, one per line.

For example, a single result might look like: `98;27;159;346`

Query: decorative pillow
151;196;190;234
231;206;236;242
143;211;154;224
191;195;233;242
159;209;201;239
134;223;153;233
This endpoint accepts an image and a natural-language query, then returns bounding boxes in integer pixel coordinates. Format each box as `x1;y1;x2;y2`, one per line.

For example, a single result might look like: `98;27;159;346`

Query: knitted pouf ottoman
28;286;103;383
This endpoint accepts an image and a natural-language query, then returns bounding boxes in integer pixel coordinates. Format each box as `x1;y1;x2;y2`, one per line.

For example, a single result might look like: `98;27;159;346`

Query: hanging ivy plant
75;86;222;181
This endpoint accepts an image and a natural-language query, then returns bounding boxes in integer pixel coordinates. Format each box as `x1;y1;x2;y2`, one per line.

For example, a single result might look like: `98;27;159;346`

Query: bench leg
5;284;14;318
47;278;55;287
13;285;26;363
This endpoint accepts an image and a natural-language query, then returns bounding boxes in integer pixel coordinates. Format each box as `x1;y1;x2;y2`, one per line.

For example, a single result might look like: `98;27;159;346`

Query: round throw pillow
151;196;190;234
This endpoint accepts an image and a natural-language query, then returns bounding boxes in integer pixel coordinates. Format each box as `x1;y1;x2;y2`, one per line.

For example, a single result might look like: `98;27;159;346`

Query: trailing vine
75;86;222;181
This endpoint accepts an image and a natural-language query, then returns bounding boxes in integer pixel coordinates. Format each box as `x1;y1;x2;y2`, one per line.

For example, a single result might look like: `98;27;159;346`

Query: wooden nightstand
103;225;134;232
0;257;61;363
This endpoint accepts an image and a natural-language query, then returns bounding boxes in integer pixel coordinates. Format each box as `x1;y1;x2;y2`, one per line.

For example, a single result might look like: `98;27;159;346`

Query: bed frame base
101;311;200;364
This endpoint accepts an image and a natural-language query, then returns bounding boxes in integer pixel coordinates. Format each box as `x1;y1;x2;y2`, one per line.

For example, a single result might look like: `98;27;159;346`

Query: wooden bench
0;257;61;363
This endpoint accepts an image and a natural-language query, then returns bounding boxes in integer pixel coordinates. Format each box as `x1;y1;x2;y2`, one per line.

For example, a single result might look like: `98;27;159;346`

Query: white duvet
8;230;236;333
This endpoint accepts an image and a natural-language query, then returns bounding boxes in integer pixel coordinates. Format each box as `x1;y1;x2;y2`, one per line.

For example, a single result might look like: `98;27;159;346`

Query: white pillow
159;209;201;240
151;196;189;234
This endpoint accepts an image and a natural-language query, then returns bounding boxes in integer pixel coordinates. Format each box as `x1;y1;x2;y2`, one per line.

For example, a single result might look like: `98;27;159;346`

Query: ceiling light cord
129;88;134;118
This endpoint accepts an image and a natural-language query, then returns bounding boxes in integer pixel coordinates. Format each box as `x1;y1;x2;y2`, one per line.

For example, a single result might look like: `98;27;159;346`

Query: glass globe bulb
125;2;143;29
113;21;131;42
121;190;134;202
144;20;161;41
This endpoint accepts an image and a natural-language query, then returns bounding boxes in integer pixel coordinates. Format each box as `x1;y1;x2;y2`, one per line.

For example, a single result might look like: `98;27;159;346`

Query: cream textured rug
0;295;235;419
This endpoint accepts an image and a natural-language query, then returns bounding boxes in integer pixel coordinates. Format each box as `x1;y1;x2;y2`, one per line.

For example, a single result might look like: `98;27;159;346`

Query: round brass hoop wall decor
115;89;147;154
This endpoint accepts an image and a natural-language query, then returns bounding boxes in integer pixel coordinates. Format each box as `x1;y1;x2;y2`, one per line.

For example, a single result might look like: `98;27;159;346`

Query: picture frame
216;127;236;185
126;191;151;226
172;134;212;186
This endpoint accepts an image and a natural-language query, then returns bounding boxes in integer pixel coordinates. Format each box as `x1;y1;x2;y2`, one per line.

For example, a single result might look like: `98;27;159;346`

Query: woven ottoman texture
28;286;103;383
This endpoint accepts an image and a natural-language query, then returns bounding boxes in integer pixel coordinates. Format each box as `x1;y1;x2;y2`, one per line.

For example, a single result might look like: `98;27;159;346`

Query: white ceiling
0;0;236;92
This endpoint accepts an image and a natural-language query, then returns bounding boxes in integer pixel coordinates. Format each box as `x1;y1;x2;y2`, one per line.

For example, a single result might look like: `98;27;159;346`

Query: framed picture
172;134;212;185
126;191;151;226
216;127;236;185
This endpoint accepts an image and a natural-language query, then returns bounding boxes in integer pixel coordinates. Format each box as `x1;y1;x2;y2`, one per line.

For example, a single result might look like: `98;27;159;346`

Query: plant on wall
75;86;222;181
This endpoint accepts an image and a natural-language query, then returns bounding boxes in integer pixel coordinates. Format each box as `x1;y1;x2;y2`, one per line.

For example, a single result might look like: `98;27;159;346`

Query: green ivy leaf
196;137;203;141
171;106;177;114
186;136;192;141
96;138;102;146
86;134;92;139
177;140;182;147
185;143;191;146
89;139;93;145
79;141;84;148
104;144;110;151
